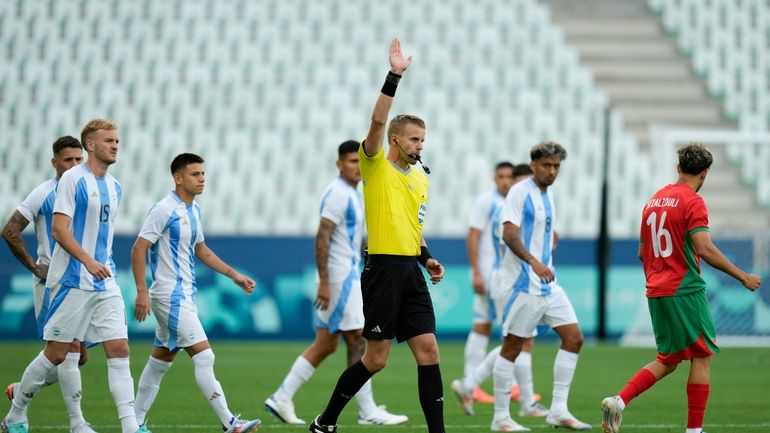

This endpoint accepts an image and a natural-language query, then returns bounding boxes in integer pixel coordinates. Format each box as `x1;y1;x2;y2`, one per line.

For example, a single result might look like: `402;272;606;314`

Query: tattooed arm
1;210;46;279
314;217;336;310
502;221;554;283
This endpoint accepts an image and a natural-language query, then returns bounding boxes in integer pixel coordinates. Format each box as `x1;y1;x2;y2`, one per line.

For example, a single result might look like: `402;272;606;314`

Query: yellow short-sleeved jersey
359;142;428;256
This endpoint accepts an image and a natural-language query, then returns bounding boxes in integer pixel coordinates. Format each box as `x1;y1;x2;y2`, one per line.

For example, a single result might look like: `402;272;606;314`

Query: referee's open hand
426;258;445;285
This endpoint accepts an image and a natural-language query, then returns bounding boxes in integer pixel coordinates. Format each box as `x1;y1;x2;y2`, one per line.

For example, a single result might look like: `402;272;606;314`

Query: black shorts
361;254;436;343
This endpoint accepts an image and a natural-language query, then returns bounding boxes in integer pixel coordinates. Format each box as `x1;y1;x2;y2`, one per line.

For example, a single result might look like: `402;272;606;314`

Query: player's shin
551;349;578;415
134;356;172;425
6;352;56;423
58;352;87;428
514;351;535;407
106;357;141;433
191;349;234;426
492;356;515;418
686;383;709;432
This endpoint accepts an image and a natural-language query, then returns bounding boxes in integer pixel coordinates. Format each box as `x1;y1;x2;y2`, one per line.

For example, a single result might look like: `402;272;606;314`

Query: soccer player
600;143;761;433
491;142;590;431
1;136;94;433
452;163;548;418
1;119;148;433
265;141;407;426
309;38;446;433
461;161;516;404
131;153;261;433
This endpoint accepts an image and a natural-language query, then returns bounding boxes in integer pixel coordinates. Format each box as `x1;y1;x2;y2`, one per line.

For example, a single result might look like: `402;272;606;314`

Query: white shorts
315;276;364;334
151;296;208;352
499;285;577;338
43;288;128;344
472;291;497;324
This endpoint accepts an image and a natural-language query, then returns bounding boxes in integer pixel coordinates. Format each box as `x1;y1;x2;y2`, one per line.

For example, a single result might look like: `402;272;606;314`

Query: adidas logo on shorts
370;325;382;333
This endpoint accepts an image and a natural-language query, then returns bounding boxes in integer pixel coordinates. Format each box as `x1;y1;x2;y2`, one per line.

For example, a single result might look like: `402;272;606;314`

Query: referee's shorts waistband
367;254;418;265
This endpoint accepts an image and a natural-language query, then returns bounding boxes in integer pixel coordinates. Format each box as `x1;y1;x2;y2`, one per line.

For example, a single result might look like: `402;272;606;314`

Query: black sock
318;360;373;426
418;364;445;433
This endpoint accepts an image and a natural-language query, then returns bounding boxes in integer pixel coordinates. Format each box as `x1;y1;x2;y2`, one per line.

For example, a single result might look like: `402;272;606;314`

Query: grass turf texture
0;341;768;432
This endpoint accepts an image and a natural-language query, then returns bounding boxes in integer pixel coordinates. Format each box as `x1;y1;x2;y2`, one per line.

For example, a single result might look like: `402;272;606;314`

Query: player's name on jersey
644;197;680;210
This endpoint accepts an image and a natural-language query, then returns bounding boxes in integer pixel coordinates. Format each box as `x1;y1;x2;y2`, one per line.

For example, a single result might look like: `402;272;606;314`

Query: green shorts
648;290;720;357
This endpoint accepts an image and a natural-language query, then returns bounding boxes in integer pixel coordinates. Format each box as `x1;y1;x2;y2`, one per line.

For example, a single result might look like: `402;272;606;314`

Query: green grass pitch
1;341;768;432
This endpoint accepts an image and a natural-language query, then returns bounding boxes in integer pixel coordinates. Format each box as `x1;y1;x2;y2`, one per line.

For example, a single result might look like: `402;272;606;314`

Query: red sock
686;383;710;429
618;368;657;405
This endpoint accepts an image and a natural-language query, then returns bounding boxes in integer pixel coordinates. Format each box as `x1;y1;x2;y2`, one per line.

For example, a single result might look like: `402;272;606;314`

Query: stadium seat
0;0;713;236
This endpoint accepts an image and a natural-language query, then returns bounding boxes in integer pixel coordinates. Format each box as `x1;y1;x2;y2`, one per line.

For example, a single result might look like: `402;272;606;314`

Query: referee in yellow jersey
310;39;446;433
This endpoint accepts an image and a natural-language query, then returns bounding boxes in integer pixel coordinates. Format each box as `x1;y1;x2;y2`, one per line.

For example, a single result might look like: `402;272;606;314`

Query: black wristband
417;246;432;267
380;71;402;97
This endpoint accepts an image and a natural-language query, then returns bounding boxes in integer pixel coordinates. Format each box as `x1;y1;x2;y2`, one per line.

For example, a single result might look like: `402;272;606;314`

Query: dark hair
338;140;359;158
677;142;713;174
530;141;567;161
52;136;82;155
495;161;514;172
513;163;533;178
170;153;205;174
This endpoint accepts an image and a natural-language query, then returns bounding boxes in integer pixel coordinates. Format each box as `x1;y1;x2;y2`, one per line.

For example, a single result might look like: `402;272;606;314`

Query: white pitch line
27;422;770;430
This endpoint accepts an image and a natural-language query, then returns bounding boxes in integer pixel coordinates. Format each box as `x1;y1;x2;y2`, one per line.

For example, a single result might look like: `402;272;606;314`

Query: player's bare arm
314;217;337;310
691;231;762;291
51;212;111;280
502;221;554;282
131;237;153;321
362;38;412;157
194;242;256;294
1;210;46;279
466;228;485;294
421;236;445;284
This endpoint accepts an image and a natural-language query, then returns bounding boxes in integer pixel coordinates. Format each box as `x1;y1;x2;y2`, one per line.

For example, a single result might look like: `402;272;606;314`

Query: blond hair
387;114;425;140
80;119;117;149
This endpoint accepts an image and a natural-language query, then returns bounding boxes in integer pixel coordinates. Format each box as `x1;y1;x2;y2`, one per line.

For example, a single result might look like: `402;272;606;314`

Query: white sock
464;345;501;390
44;363;60;386
7;352;56;423
59;352;87;428
192;349;233;426
107;357;140;433
514;351;535;407
492;355;515;419
551;349;579;415
685;429;703;433
463;331;489;379
134;356;173;425
355;379;378;418
274;356;315;403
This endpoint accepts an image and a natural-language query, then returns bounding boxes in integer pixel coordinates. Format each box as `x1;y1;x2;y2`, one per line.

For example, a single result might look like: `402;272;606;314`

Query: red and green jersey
640;184;709;298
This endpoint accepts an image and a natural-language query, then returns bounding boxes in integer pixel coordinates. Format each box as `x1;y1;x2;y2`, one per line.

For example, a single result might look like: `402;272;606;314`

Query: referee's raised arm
362;38;412;157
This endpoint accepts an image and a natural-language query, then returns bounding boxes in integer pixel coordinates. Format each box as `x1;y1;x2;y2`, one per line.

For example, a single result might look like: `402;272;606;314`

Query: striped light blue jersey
138;192;205;300
468;187;506;281
17;178;58;266
498;177;557;296
47;164;122;292
319;177;364;283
